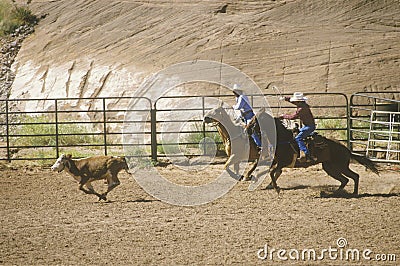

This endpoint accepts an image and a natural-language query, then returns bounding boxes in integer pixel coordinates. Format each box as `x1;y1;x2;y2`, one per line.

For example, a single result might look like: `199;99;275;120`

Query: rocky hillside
8;0;400;110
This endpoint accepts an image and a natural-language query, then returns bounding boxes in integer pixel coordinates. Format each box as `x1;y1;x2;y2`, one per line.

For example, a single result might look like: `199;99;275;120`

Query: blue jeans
295;125;315;154
245;118;262;148
252;133;262;147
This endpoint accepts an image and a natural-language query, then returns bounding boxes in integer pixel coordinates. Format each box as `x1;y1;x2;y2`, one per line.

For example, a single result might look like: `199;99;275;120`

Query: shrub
0;0;37;36
10;115;55;146
317;118;348;140
184;122;223;150
10;115;103;147
156;122;223;157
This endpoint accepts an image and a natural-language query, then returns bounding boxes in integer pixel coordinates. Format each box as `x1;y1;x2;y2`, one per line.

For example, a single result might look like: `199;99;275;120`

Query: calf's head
51;154;72;172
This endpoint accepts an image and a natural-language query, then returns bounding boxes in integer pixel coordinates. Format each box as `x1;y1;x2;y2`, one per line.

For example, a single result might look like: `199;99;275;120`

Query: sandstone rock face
1;24;35;99
9;0;400;111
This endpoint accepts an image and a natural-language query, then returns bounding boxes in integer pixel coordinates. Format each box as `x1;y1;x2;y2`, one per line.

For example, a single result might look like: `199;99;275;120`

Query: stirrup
306;154;316;162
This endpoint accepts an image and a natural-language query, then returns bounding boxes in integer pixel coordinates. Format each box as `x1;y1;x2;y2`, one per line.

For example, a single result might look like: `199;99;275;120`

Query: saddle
245;118;263;150
305;133;330;162
291;123;329;162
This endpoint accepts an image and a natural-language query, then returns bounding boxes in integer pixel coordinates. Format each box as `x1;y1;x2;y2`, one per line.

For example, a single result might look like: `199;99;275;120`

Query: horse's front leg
234;162;239;175
268;164;281;194
242;160;258;181
265;160;282;189
224;154;236;170
224;155;242;181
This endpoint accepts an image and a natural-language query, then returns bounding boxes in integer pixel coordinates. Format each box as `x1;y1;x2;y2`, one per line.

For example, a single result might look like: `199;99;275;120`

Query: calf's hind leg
85;182;108;201
79;183;107;201
101;173;121;199
79;176;107;201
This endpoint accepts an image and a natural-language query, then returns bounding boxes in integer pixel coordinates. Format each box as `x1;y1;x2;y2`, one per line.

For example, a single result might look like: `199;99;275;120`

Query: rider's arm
233;95;246;110
281;107;301;120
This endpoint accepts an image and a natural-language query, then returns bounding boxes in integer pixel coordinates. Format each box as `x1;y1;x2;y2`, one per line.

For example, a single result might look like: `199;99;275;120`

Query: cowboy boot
307;153;317;162
298;151;307;163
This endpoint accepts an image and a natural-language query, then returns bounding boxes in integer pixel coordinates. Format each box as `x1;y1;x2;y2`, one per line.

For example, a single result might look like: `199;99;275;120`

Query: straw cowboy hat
289;92;307;102
232;84;243;95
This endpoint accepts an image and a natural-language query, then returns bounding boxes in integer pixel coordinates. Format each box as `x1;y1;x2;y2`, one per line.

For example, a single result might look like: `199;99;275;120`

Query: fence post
202;96;207;155
348;94;356;152
150;107;157;162
102;98;107;156
5;100;10;162
55;99;59;158
344;94;351;150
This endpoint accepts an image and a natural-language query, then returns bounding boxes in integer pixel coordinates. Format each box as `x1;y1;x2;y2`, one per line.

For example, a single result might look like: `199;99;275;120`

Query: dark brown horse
256;111;379;194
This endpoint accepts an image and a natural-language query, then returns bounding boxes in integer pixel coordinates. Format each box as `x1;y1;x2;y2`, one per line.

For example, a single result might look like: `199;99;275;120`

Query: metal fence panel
1;92;352;163
153;93;349;161
0;97;152;162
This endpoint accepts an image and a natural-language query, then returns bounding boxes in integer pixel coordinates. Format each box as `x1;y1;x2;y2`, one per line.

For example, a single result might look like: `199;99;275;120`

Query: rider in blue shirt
232;84;262;149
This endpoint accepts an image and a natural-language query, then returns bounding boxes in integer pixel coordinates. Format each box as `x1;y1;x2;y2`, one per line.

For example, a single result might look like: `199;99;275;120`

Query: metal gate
349;91;400;163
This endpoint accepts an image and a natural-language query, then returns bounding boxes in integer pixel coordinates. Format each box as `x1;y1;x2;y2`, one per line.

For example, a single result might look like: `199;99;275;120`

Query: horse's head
204;106;243;142
203;106;230;126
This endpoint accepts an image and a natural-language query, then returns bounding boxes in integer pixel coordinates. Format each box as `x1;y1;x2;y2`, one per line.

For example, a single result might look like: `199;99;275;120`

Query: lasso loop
265;84;293;129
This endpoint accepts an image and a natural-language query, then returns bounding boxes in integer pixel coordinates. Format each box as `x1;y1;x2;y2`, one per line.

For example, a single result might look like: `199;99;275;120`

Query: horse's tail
350;153;379;175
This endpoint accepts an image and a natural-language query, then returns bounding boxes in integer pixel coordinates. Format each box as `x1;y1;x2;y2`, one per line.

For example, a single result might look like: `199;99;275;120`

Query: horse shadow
262;184;400;199
318;190;400;199
261;184;312;191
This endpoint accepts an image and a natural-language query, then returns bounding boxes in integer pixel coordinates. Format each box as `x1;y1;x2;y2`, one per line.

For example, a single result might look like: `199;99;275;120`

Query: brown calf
51;154;129;201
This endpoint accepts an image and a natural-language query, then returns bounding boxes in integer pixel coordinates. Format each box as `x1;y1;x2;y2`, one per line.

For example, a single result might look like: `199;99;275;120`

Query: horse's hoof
320;191;328;197
333;189;349;197
265;183;274;189
242;175;252;182
99;194;107;201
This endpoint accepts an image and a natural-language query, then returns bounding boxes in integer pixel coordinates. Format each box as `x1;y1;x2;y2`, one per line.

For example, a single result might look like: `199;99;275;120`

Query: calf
51;154;129;201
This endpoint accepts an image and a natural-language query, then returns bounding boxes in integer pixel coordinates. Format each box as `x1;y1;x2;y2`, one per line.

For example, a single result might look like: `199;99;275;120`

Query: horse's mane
256;111;293;142
208;106;243;135
274;117;294;141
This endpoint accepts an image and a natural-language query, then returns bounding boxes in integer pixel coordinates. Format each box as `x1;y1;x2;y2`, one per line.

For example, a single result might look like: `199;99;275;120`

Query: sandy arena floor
0;161;399;265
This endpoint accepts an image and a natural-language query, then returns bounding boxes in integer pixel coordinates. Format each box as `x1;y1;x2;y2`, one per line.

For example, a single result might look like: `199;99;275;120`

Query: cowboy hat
289;92;307;102
232;84;243;95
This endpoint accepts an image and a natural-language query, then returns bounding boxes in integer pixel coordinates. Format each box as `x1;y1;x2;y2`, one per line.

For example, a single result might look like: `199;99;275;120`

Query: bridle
207;118;245;142
208;120;220;127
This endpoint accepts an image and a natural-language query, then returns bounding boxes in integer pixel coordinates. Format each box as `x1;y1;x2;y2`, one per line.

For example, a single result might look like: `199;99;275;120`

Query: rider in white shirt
232;84;262;149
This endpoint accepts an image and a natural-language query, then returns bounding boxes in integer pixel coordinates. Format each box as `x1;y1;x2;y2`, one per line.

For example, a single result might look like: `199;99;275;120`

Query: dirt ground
0;161;399;265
